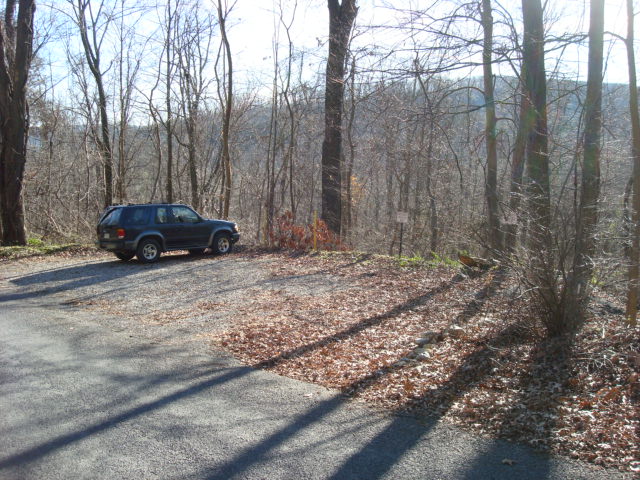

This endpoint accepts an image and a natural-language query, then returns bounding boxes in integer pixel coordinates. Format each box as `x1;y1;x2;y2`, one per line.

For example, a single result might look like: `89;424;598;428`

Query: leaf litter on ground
210;250;639;473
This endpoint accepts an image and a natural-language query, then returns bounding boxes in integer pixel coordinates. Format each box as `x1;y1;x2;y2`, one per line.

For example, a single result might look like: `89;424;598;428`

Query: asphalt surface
0;258;625;479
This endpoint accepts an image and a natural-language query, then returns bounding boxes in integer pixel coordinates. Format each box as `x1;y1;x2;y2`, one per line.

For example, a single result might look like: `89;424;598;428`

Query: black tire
189;248;205;255
212;232;232;255
115;252;135;261
136;238;161;263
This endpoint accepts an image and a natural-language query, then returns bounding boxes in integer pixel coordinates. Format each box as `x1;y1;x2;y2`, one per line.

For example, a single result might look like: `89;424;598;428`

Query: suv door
170;206;209;247
154;206;183;249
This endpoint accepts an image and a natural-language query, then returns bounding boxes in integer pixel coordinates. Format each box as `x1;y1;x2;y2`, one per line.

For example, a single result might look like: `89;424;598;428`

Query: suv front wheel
137;238;161;263
212;232;232;254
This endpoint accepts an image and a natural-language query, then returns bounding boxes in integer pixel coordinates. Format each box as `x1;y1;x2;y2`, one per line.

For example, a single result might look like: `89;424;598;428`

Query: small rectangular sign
396;211;409;223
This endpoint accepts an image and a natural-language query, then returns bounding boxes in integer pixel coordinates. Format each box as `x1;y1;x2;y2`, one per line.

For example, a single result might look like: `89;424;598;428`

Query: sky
37;0;638;108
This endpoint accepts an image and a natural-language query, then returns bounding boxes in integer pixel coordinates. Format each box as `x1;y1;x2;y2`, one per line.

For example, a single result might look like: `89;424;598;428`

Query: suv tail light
117;228;126;239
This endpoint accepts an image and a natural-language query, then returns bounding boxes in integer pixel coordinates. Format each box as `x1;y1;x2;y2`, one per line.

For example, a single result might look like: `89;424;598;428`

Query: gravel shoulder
1;250;344;347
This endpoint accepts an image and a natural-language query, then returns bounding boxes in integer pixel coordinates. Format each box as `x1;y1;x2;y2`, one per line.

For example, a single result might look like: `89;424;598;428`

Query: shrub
270;211;346;251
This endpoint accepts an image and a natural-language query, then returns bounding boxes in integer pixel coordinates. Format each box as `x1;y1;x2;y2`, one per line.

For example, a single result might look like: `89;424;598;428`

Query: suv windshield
100;208;122;226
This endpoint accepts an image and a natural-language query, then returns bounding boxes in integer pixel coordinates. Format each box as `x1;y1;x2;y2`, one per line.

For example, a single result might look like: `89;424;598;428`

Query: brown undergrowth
213;251;639;473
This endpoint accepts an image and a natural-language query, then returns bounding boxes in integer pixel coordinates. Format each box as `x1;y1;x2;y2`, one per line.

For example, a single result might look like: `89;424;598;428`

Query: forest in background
2;0;640;334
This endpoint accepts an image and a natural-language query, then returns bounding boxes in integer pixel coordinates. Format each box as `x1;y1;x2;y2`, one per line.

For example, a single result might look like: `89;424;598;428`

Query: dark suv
96;203;240;263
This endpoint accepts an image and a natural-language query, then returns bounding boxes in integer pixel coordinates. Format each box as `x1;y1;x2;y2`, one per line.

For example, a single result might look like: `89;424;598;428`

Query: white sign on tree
396;211;409;223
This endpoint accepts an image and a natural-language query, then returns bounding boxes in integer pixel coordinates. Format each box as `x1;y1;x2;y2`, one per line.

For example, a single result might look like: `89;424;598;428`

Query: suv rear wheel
137;238;161;263
212;232;232;254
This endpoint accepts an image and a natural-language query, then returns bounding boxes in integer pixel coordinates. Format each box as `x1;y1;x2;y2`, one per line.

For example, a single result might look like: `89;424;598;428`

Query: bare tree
0;0;36;245
480;0;501;253
71;0;114;208
520;0;555;332
176;4;216;211
566;0;604;327
280;1;298;219
163;0;178;203
321;0;357;234
216;0;233;219
114;0;142;204
624;0;640;327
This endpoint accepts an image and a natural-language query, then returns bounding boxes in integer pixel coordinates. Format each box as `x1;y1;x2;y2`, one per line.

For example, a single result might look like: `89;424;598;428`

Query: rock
416;351;431;360
418;331;443;344
448;326;465;339
415;337;431;346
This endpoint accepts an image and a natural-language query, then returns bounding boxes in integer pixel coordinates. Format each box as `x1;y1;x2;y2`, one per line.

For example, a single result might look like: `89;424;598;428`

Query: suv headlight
232;223;239;233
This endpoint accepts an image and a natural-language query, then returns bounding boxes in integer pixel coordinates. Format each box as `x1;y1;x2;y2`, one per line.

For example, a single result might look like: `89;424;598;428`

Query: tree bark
164;1;174;204
218;0;233;219
521;0;556;333
504;86;530;252
480;0;501;253
0;0;35;245
625;0;640;327
509;86;529;214
321;0;357;234
568;0;604;327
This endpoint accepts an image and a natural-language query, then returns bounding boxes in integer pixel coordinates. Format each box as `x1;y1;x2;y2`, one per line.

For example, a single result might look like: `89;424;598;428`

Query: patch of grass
0;242;96;260
395;252;461;269
27;236;45;247
430;252;462;268
396;254;427;268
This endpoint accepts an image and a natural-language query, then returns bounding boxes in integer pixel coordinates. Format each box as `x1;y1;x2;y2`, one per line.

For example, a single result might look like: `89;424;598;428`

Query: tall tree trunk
521;0;555;332
187;121;199;210
480;0;501;253
165;19;174;204
265;44;279;242
76;0;113;208
321;0;357;234
625;0;640;327
509;86;529;213
568;0;604;328
218;0;233;219
0;0;35;245
504;86;530;251
282;13;297;220
343;55;357;241
116;0;126;204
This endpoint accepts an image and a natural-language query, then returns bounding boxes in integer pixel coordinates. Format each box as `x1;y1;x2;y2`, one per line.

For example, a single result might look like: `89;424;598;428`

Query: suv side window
122;207;150;226
155;207;170;224
100;208;122;226
172;206;200;224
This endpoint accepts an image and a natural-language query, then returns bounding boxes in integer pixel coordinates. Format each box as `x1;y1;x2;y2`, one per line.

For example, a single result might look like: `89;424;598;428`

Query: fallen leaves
211;251;639;473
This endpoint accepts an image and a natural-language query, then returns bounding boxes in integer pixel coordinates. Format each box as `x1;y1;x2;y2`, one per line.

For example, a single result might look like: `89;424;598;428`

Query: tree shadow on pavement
0;364;251;471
